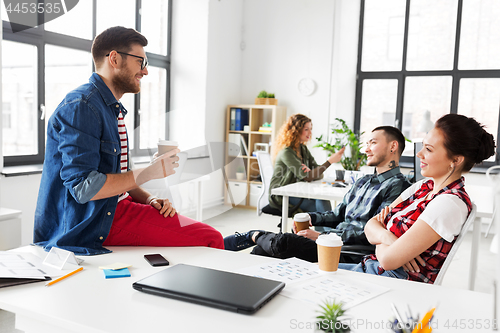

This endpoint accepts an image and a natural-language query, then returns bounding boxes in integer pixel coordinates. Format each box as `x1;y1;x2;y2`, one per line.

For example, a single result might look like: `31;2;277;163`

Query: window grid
2;0;172;167
354;0;500;169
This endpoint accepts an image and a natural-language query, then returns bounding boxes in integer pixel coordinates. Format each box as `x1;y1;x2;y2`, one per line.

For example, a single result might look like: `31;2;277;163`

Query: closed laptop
132;264;285;314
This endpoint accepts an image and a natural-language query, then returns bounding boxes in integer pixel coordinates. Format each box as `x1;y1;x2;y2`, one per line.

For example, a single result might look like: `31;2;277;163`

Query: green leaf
315;299;350;332
257;90;268;98
314;118;366;171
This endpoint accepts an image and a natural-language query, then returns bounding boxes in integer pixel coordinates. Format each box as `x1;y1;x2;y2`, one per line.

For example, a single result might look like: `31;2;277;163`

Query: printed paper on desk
237;257;321;285
281;273;390;310
0;252;69;279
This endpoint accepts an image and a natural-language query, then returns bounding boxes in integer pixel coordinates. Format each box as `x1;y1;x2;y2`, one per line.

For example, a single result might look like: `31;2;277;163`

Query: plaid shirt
310;167;409;245
364;177;472;284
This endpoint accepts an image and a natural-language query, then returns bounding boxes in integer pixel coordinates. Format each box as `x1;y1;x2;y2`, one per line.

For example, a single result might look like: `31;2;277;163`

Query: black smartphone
144;254;170;267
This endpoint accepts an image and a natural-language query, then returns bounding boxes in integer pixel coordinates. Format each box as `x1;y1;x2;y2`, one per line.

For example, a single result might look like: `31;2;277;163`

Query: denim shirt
34;73;128;255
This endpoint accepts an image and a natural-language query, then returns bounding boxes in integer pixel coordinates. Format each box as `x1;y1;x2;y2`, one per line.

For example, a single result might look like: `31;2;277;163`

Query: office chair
434;203;477;286
255;152;303;229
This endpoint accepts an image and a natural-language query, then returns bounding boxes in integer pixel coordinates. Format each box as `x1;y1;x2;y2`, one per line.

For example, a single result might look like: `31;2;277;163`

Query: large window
2;0;172;166
355;0;500;168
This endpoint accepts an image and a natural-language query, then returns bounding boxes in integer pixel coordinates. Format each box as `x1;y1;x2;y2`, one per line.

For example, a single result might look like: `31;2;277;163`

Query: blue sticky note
103;268;131;279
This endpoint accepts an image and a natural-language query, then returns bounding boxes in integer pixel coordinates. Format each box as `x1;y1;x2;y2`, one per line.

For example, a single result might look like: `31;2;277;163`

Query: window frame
354;0;500;170
2;0;172;167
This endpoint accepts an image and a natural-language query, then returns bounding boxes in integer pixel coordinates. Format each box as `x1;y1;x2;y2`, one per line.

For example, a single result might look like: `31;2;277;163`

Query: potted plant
316;300;350;333
315;118;366;181
255;90;278;105
235;165;246;180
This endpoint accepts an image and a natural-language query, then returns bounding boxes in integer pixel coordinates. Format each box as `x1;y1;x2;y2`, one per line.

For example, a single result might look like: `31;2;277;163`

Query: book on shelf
258;126;272;132
235;108;249;131
240;135;249;156
228;133;242;156
230;108;236;130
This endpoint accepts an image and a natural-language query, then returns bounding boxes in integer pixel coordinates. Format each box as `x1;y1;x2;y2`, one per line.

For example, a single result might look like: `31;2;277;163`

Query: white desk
271;180;347;232
0;246;494;333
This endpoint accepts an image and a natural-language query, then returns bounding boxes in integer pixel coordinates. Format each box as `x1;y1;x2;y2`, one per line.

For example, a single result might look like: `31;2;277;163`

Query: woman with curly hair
268;114;345;212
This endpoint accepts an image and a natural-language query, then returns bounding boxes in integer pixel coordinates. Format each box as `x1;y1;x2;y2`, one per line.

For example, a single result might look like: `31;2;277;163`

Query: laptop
132;264;285;314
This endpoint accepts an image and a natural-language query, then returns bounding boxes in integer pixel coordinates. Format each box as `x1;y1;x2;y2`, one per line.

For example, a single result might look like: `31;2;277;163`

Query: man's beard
366;153;387;167
112;66;140;95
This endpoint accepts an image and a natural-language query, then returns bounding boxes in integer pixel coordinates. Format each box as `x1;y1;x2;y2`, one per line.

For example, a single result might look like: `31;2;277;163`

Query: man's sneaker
223;230;264;251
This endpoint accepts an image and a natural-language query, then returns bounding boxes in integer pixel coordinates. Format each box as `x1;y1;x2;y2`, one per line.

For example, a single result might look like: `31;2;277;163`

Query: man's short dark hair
91;26;148;69
372;126;406;157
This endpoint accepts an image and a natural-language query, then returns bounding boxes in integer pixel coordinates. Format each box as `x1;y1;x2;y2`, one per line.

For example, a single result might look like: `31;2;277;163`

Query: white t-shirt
386;179;468;242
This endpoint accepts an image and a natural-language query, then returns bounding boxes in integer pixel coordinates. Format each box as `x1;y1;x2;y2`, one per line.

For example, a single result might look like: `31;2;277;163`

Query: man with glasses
34;26;223;255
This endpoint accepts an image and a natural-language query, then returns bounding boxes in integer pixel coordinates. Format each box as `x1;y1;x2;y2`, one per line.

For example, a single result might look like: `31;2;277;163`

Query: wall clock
298;78;316;96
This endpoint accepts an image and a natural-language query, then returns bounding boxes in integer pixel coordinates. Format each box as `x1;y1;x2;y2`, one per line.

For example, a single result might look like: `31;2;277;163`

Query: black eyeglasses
106;51;148;70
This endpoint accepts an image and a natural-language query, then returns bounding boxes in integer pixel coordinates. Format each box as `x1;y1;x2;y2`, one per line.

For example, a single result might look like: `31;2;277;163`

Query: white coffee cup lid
294;213;310;222
316;233;343;247
158;140;178;146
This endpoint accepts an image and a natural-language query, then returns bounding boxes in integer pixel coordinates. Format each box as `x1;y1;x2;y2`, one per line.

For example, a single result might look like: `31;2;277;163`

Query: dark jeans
251;232;319;262
250;232;368;263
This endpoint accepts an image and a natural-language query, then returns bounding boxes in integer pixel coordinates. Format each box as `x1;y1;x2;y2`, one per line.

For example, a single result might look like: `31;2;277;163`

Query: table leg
469;216;481;290
197;181;203;222
281;196;289;233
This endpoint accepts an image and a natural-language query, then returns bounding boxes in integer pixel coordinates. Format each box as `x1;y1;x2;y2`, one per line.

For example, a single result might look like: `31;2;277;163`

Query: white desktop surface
271;180;347;232
0;246;494;333
271;180;347;202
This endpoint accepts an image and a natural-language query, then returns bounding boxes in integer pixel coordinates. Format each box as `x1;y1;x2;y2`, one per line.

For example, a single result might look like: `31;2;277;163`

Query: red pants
103;196;224;249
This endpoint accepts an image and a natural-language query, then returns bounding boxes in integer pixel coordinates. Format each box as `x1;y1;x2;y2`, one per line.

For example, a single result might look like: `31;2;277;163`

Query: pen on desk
45;267;83;287
411;307;435;333
391;303;408;333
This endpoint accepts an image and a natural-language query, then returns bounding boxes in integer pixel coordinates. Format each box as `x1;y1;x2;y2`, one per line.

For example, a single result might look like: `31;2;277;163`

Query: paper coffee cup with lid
293;213;310;232
316;233;343;272
157;139;178;156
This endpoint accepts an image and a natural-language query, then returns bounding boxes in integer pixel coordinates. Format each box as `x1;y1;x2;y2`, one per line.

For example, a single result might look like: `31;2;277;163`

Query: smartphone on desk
144;254;170;267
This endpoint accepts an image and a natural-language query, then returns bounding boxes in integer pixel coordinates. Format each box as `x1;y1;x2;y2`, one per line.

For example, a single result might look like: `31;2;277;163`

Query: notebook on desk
132;264;285;314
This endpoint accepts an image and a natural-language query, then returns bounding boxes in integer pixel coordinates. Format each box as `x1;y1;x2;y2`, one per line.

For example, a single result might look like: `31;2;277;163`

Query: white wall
330;0;361;129
205;0;244;144
0;174;42;245
236;0;360;164
240;0;334;162
169;0;210;151
169;0;246;212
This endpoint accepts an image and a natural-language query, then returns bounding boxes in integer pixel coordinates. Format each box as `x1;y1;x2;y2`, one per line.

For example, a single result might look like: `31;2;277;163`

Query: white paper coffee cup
316;234;343;272
158;140;178;156
294;213;310;232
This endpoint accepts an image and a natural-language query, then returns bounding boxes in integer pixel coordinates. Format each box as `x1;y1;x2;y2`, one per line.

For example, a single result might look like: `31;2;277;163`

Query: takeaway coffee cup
157;140;178;156
294;213;311;232
316;233;343;272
